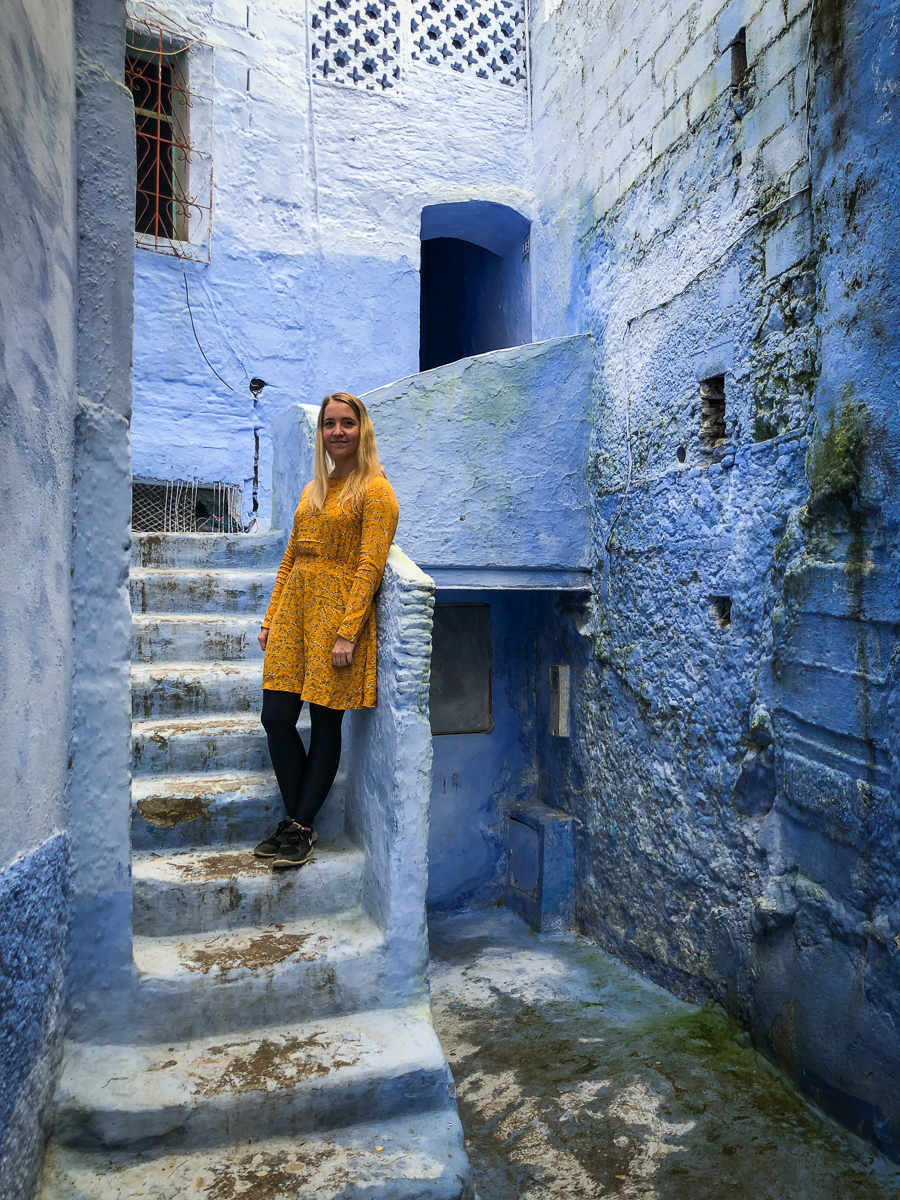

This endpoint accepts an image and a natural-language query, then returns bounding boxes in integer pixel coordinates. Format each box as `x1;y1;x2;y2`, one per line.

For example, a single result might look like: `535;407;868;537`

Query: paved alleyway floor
428;909;900;1200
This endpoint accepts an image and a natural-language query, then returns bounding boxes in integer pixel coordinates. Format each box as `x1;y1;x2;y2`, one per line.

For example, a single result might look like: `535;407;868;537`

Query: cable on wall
182;266;239;392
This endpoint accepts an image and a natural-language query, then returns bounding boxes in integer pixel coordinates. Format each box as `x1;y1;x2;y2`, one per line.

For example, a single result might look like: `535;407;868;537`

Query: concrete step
130;567;278;615
38;1109;473;1199
131;770;346;850
50;1007;455;1151
132;714;269;775
132;613;264;664
133;530;287;570
132;661;265;718
133;843;365;935
121;910;390;1042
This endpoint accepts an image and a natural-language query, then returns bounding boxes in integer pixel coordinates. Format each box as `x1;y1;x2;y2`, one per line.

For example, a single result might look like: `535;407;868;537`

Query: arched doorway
419;200;531;372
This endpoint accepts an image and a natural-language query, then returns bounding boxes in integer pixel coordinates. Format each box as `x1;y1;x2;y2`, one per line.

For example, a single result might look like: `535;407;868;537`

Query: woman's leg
261;689;306;820
293;703;344;829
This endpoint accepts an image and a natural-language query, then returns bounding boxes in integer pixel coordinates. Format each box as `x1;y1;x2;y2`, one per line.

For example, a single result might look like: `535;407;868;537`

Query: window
126;40;190;240
429;604;493;734
125;21;213;261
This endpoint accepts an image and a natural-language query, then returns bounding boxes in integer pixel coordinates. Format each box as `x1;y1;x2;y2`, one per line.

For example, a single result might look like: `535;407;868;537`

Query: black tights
261;690;344;828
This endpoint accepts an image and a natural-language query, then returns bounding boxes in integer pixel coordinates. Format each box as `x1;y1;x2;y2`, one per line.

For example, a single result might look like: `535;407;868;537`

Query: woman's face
322;400;361;467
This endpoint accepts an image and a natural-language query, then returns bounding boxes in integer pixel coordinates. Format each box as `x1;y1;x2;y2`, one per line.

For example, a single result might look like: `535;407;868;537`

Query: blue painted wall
129;11;532;525
526;0;900;1158
0;0;77;1189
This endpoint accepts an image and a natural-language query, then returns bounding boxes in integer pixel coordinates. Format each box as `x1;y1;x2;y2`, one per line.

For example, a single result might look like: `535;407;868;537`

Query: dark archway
419;201;531;372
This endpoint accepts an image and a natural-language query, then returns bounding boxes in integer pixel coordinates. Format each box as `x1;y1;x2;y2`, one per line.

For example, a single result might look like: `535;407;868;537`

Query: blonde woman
254;392;399;868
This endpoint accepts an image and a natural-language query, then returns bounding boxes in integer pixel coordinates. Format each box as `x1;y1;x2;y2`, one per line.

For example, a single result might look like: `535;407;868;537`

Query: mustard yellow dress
261;474;399;709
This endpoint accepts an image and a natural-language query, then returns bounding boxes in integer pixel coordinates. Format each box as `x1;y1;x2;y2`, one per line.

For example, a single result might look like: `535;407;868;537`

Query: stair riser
55;1067;455;1153
131;778;346;851
133;732;269;776
130;572;276;616
132;672;264;719
132;620;264;664
111;947;402;1044
133;853;363;935
134;532;286;570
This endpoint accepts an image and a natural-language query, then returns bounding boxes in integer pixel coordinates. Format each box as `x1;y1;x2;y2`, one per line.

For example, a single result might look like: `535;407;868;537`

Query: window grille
132;479;244;533
311;0;402;91
411;0;527;89
126;19;213;262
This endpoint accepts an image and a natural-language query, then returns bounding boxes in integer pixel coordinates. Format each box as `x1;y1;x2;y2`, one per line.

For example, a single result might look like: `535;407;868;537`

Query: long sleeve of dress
336;479;399;644
262;521;298;628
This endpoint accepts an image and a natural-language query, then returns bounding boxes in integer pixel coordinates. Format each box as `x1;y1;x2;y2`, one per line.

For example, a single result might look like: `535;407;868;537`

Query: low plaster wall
362;337;593;582
345;549;436;993
271;336;593;586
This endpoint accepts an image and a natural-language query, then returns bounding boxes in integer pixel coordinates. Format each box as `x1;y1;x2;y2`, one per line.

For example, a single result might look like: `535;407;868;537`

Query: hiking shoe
272;823;317;868
253;818;293;858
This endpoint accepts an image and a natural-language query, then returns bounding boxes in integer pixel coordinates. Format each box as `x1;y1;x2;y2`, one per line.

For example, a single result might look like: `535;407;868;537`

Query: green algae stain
805;396;870;520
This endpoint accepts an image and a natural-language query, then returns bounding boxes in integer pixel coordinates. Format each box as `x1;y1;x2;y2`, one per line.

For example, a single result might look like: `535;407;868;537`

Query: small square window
429;603;493;734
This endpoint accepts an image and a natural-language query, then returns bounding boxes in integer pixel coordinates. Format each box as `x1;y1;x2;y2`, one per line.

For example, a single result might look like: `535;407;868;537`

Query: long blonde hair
304;391;383;513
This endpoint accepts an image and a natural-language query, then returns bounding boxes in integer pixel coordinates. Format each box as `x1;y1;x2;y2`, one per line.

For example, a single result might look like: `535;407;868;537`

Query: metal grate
132;479;244;533
126;18;213;262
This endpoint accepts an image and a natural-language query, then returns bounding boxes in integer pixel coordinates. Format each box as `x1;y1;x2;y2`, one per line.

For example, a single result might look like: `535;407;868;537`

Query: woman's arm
260;503;302;636
336;479;399;648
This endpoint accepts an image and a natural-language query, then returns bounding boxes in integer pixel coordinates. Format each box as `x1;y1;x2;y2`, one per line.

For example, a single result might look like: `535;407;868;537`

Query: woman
254;392;399;868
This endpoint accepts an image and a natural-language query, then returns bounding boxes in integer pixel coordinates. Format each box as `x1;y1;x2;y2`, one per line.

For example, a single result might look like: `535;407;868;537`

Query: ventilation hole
699;375;727;457
710;595;732;627
676;445;686;464
731;28;747;86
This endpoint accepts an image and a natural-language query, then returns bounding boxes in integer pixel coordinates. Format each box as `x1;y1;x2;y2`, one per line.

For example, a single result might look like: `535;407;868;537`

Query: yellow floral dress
261;474;399;709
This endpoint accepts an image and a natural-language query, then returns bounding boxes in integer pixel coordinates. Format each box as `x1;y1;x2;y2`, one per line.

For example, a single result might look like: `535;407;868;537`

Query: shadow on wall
420;200;531;371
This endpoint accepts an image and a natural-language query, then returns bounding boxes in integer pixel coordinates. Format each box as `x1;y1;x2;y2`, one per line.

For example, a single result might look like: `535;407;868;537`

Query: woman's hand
332;637;354;668
258;627;269;651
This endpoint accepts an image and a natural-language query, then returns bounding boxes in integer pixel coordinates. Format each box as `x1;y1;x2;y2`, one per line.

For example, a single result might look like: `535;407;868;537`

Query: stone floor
428;909;900;1200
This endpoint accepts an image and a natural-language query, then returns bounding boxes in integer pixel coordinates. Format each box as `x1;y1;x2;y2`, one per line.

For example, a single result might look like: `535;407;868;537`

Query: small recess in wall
676;445;686;464
709;595;732;627
550;664;570;738
731;28;747;86
699;375;727;458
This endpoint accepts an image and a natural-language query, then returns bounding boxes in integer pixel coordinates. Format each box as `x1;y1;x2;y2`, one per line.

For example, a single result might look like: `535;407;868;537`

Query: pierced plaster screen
429;604;493;735
311;0;402;90
126;19;213;261
411;0;527;89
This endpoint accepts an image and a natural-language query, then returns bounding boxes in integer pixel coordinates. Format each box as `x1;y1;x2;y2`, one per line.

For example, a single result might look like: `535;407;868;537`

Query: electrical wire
182;266;239;393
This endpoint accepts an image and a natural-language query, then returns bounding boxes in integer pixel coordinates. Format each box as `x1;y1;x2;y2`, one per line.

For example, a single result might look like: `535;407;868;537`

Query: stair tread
131;566;279;576
133;842;362;885
133;712;266;735
132;661;264;679
56;1006;443;1113
132;612;264;625
133;909;381;979
38;1110;471;1200
132;769;275;799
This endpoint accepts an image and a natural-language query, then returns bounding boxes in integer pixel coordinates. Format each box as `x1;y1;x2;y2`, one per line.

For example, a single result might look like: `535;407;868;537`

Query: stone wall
0;0;77;1191
529;0;900;1155
127;0;532;523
